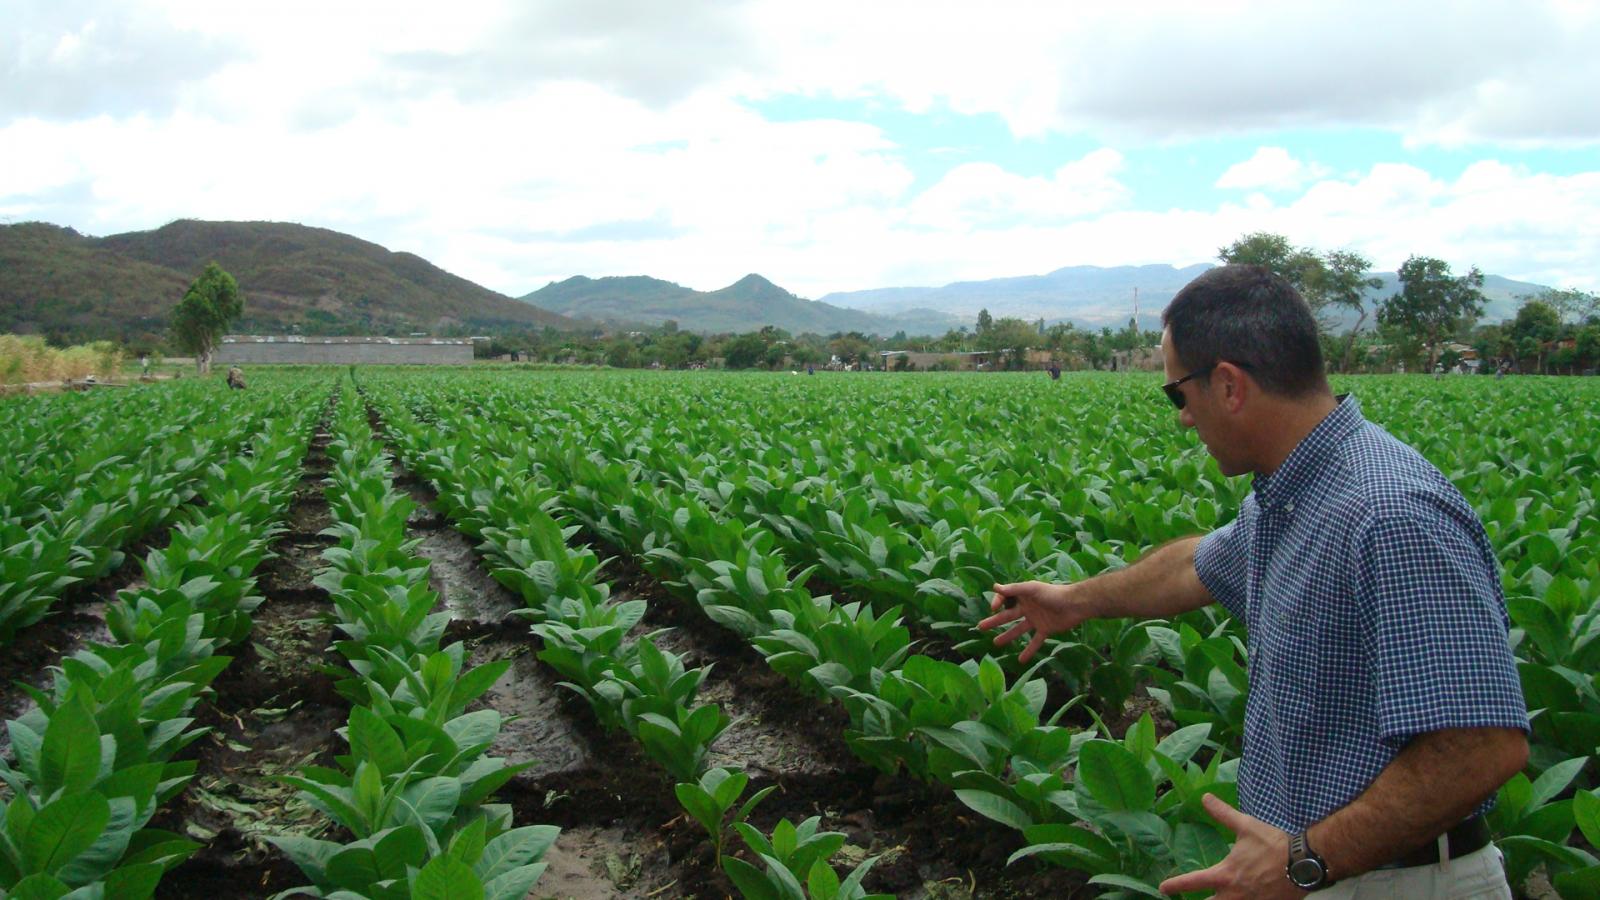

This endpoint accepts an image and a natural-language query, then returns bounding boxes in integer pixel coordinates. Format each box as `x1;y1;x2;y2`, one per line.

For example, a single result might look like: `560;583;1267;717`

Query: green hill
1;219;574;344
521;273;962;336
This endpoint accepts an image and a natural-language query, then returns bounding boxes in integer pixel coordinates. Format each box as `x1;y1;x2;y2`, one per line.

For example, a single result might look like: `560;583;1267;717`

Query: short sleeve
1195;517;1249;621
1356;510;1529;747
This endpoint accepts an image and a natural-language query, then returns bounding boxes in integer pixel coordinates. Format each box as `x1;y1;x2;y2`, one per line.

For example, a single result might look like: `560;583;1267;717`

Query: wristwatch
1286;831;1332;891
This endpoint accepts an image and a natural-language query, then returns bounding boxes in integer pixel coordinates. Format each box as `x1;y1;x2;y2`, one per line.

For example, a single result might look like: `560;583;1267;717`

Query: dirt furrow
157;424;345;899
370;404;1074;898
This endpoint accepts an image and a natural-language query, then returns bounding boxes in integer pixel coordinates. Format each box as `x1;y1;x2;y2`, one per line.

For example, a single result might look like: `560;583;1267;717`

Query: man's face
1161;329;1248;476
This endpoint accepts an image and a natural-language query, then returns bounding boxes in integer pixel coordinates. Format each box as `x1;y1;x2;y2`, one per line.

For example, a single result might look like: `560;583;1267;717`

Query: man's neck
1251;392;1341;476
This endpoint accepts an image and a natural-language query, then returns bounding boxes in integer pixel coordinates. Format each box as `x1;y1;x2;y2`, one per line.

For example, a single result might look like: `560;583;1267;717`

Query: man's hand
1158;794;1305;899
978;581;1093;663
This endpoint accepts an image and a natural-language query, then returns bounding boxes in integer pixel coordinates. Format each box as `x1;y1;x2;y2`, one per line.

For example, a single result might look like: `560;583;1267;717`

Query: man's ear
1213;362;1249;413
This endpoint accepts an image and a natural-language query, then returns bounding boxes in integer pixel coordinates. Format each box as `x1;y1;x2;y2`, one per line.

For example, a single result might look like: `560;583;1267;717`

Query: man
226;365;246;390
981;266;1528;898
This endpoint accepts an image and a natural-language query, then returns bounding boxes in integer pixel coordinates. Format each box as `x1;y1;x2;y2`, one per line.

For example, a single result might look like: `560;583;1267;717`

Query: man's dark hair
1162;265;1329;397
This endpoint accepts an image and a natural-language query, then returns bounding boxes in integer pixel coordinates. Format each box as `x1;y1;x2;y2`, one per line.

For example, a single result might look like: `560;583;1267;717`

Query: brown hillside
0;223;190;343
1;219;574;344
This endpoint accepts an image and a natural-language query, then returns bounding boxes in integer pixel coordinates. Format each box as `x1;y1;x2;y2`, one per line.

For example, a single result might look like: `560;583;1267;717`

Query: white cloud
1217;147;1331;192
907;149;1128;230
5;0;1600;305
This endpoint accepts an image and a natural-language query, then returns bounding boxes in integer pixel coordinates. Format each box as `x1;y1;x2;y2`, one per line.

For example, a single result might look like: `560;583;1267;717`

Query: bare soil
385;458;1077;897
159;426;346;898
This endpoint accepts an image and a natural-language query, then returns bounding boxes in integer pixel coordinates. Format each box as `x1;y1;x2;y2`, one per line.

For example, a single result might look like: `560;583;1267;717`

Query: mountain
521;273;963;336
820;264;1212;330
819;264;1555;332
1;219;575;343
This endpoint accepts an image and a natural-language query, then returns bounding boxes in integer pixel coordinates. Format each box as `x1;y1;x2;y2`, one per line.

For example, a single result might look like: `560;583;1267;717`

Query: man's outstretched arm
981;535;1216;661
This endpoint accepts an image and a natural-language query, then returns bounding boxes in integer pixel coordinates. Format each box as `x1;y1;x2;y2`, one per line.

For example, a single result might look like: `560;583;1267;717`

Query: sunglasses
1161;360;1250;409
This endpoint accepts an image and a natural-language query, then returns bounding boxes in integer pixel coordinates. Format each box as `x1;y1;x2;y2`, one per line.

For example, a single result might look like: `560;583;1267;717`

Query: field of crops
0;368;1595;900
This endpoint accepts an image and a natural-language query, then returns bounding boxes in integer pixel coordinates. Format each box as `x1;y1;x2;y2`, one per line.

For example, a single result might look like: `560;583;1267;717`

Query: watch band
1287;831;1332;890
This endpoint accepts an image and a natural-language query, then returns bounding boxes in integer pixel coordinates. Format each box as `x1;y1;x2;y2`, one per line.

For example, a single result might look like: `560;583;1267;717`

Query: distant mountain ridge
0;219;574;342
520;273;964;336
3;216;1557;343
818;263;1553;331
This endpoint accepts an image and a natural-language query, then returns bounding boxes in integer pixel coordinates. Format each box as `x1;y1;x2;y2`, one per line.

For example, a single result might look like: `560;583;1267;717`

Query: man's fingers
1158;863;1228;895
978;607;1023;632
1019;630;1048;663
1200;793;1248;834
992;619;1031;647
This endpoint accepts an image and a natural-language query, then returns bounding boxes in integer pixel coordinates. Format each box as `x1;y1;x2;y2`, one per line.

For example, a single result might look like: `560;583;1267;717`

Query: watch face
1288;857;1325;887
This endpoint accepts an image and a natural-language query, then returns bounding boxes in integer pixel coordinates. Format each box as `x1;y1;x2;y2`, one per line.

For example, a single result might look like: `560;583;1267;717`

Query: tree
1219;232;1324;296
828;335;873;368
1527;288;1600;325
1220;234;1388;357
723;333;767;369
976;308;993;335
1377;256;1485;369
1316;250;1384;372
171;262;243;374
1576;324;1600;371
1510;299;1562;373
762;342;788;370
981;317;1041;368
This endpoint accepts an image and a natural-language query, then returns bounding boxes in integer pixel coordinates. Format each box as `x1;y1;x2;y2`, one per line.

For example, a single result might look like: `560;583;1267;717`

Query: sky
4;0;1599;301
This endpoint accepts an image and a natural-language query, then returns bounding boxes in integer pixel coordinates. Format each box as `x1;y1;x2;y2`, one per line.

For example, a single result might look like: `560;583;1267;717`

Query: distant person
139;354;150;376
226;365;246;390
807;364;814;375
1047;362;1061;381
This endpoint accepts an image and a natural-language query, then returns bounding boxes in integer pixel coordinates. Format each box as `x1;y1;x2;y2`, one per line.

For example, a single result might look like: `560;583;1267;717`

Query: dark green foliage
171;262;243;371
1378;255;1486;367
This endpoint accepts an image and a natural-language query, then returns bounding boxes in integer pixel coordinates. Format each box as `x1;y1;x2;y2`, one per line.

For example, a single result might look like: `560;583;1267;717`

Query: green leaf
103;860;165;900
7;873;71;900
1575;790;1600;850
953;790;1032;831
1528;756;1589;811
722;855;779;900
1087;873;1166;897
475;825;559;882
449;816;488;866
674;783;722;838
40;699;103;796
1553;865;1600;900
1172;822;1230;873
397;777;462;832
482;863;549;900
412;854;484;900
347;706;407;775
23;792;110;875
807;858;841;899
1076;740;1155;811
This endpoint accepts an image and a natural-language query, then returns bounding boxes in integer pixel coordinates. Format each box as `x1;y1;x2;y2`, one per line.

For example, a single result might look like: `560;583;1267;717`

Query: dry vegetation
0;334;124;384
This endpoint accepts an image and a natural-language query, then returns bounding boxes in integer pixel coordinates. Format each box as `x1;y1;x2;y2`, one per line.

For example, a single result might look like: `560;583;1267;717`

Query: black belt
1375;816;1492;870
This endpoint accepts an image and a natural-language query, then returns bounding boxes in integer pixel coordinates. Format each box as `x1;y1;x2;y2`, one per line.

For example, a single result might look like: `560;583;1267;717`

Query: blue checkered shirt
1194;395;1529;833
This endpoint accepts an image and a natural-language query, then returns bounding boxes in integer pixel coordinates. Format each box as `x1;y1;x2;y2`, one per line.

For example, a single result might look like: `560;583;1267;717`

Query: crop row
369;379;1247;896
363;369;1600;897
0;382;320;898
349;383;901;897
268;383;557;899
1;379;307;643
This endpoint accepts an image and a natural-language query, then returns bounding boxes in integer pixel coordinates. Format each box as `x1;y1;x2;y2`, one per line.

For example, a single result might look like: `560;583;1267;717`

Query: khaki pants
1319;843;1510;899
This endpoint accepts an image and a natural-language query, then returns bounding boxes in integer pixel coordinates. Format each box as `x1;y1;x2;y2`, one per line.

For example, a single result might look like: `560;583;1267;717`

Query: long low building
215;335;474;365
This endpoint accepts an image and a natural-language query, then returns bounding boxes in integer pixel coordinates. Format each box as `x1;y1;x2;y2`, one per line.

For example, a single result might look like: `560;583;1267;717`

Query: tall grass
0;334;124;384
